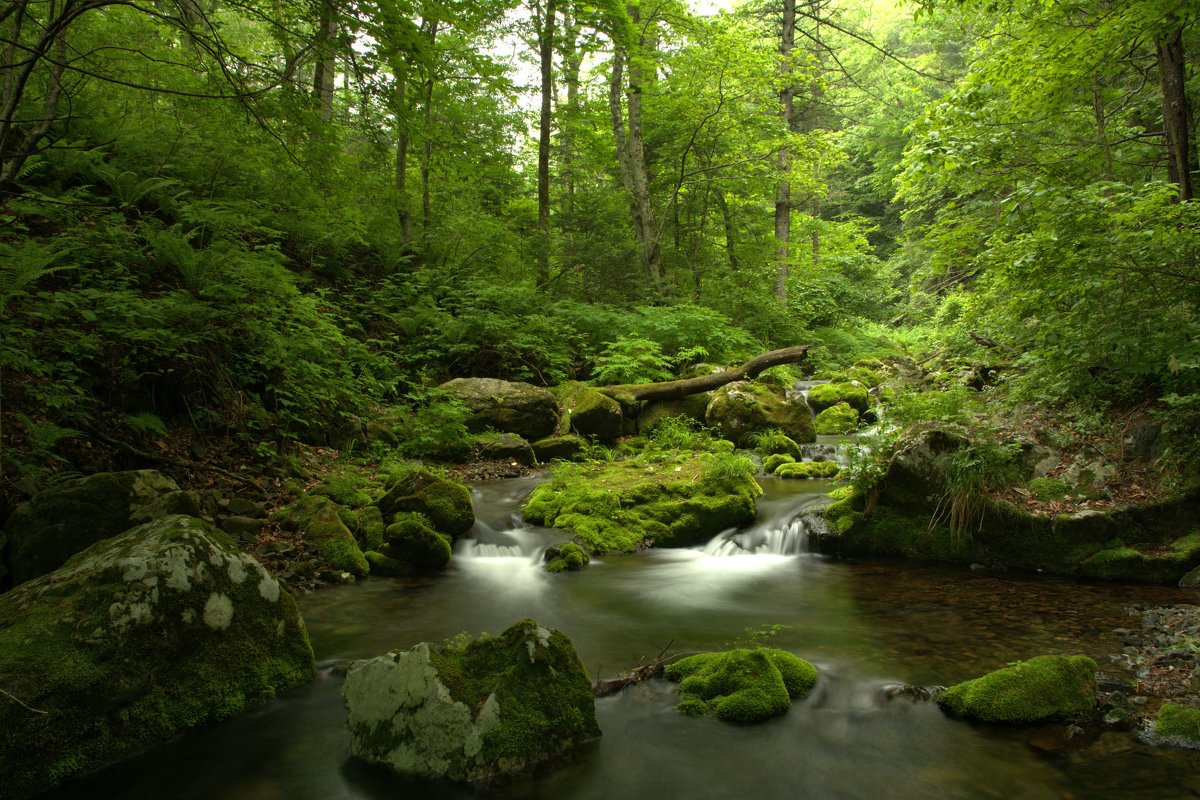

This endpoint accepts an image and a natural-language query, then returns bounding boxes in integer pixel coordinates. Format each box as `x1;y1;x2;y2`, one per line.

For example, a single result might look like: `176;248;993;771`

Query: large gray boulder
705;381;815;447
342;619;600;783
3;469;199;587
439;378;560;441
0;515;314;798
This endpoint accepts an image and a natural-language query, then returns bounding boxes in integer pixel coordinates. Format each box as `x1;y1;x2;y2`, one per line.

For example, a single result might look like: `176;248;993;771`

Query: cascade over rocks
342;619;599;783
439;378;560;441
2;469;199;588
705;381;816;447
0;515;314;799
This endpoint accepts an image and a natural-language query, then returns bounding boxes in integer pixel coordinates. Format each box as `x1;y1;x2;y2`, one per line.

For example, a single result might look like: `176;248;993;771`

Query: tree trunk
773;0;796;301
420;20;440;233
1157;22;1194;202
394;75;412;245
313;0;337;122
715;188;739;272
600;345;810;402
535;0;558;289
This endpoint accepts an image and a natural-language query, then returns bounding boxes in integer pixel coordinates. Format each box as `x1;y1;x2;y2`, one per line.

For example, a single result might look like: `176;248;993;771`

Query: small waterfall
454;523;549;564
702;516;810;557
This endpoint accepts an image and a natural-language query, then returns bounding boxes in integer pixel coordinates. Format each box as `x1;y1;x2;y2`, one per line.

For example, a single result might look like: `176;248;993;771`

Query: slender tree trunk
715;188;739;272
562;12;581;218
535;0;558;289
774;0;796;301
420;20;439;234
1157;22;1194;201
393;76;412;245
313;0;337;122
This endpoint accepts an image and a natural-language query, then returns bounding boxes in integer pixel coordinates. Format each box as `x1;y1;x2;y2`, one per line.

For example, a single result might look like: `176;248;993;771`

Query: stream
49;474;1200;799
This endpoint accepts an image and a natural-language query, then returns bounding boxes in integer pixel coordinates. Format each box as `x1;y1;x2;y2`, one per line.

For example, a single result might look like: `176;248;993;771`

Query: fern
124;412;168;437
0;240;73;313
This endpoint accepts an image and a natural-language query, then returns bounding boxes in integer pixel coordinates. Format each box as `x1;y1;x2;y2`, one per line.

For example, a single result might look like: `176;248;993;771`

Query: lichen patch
203;593;234;630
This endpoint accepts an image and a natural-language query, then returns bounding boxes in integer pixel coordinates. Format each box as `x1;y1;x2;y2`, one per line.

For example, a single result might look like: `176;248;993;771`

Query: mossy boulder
555;382;623;442
531;434;586;462
762;454;796;475
1155;704;1200;747
775;461;840;480
355;506;386;551
278;495;369;577
639;394;712;433
665;648;817;723
544;542;590;573
705;381;815;447
0;515;315;798
377;465;475;539
1028;476;1071;501
522;455;761;553
806;382;871;415
380;512;452;573
813;403;860;435
439;377;560;441
473;432;536;466
3;469;192;588
310;470;375;509
342;619;600;783
937;655;1097;723
1077;532;1200;582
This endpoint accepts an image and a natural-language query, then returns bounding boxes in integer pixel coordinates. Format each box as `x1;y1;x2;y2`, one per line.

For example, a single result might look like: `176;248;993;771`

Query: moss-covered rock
531;434;586;462
0;515;314;798
1155;704;1200;746
377;465;475;538
355;506;386;551
522;455;761;553
544;542;590;573
665;648;817;723
639;394;712;433
3;470;189;587
555;382;623;442
775;461;841;480
749;428;802;460
439;377;560;441
280;495;369;577
762;454;796;475
937;655;1097;723
311;470;375;509
705;381;815;447
807;382;871;415
383;512;452;572
1077;532;1200;582
473;432;536;466
813;403;859;435
342;619;599;783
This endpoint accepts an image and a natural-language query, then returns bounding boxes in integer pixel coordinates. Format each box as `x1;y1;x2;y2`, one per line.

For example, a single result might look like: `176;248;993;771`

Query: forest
1;0;1200;797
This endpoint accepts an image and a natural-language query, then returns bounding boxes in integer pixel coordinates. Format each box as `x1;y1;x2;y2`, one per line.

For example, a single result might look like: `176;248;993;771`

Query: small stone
220;516;264;542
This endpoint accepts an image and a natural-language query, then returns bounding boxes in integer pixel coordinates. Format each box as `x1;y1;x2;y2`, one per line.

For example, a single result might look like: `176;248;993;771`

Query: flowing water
48;475;1200;800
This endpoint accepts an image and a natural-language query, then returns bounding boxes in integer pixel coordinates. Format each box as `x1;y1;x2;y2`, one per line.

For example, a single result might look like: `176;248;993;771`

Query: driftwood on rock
592;641;676;697
599;345;810;404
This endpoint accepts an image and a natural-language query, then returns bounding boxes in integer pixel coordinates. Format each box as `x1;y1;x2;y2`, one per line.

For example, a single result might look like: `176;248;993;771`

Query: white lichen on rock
203;592;234;630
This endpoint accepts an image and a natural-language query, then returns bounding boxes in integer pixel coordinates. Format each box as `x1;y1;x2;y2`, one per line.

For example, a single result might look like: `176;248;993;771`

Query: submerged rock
665;647;817;723
937;655;1097;723
342;619;599;783
440;377;560;441
0;515;314;798
3;469;192;588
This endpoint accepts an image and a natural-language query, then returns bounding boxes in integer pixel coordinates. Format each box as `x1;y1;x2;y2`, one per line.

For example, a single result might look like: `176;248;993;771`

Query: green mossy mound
813;403;860;435
279;495;369;577
3;469;189;587
342;619;599;783
555;382;623;442
1078;532;1200;582
377;465;475;538
706;381;816;447
762;454;797;475
0;516;315;798
775;461;840;480
665;648;817;723
522;455;761;553
807;382;871;415
544;542;590;572
1155;704;1200;746
750;429;802;460
310;470;375;509
355;506;386;551
937;655;1097;723
1029;477;1071;501
379;512;453;573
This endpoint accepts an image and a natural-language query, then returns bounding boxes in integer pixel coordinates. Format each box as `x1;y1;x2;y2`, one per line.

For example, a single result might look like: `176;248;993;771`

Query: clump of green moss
748;428;802;460
763;453;796;475
279;495;369;576
523;455;761;553
665;648;817;723
775;461;840;480
311;468;376;509
1078;532;1200;583
807;382;871;415
1028;476;1071;501
377;464;475;538
544;542;590;572
1155;704;1200;746
355;506;386;551
937;655;1097;723
813;403;860;435
382;512;452;572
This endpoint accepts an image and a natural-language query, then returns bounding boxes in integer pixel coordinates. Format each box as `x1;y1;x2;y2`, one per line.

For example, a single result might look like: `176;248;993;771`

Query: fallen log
599;345;810;404
593;641;678;697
